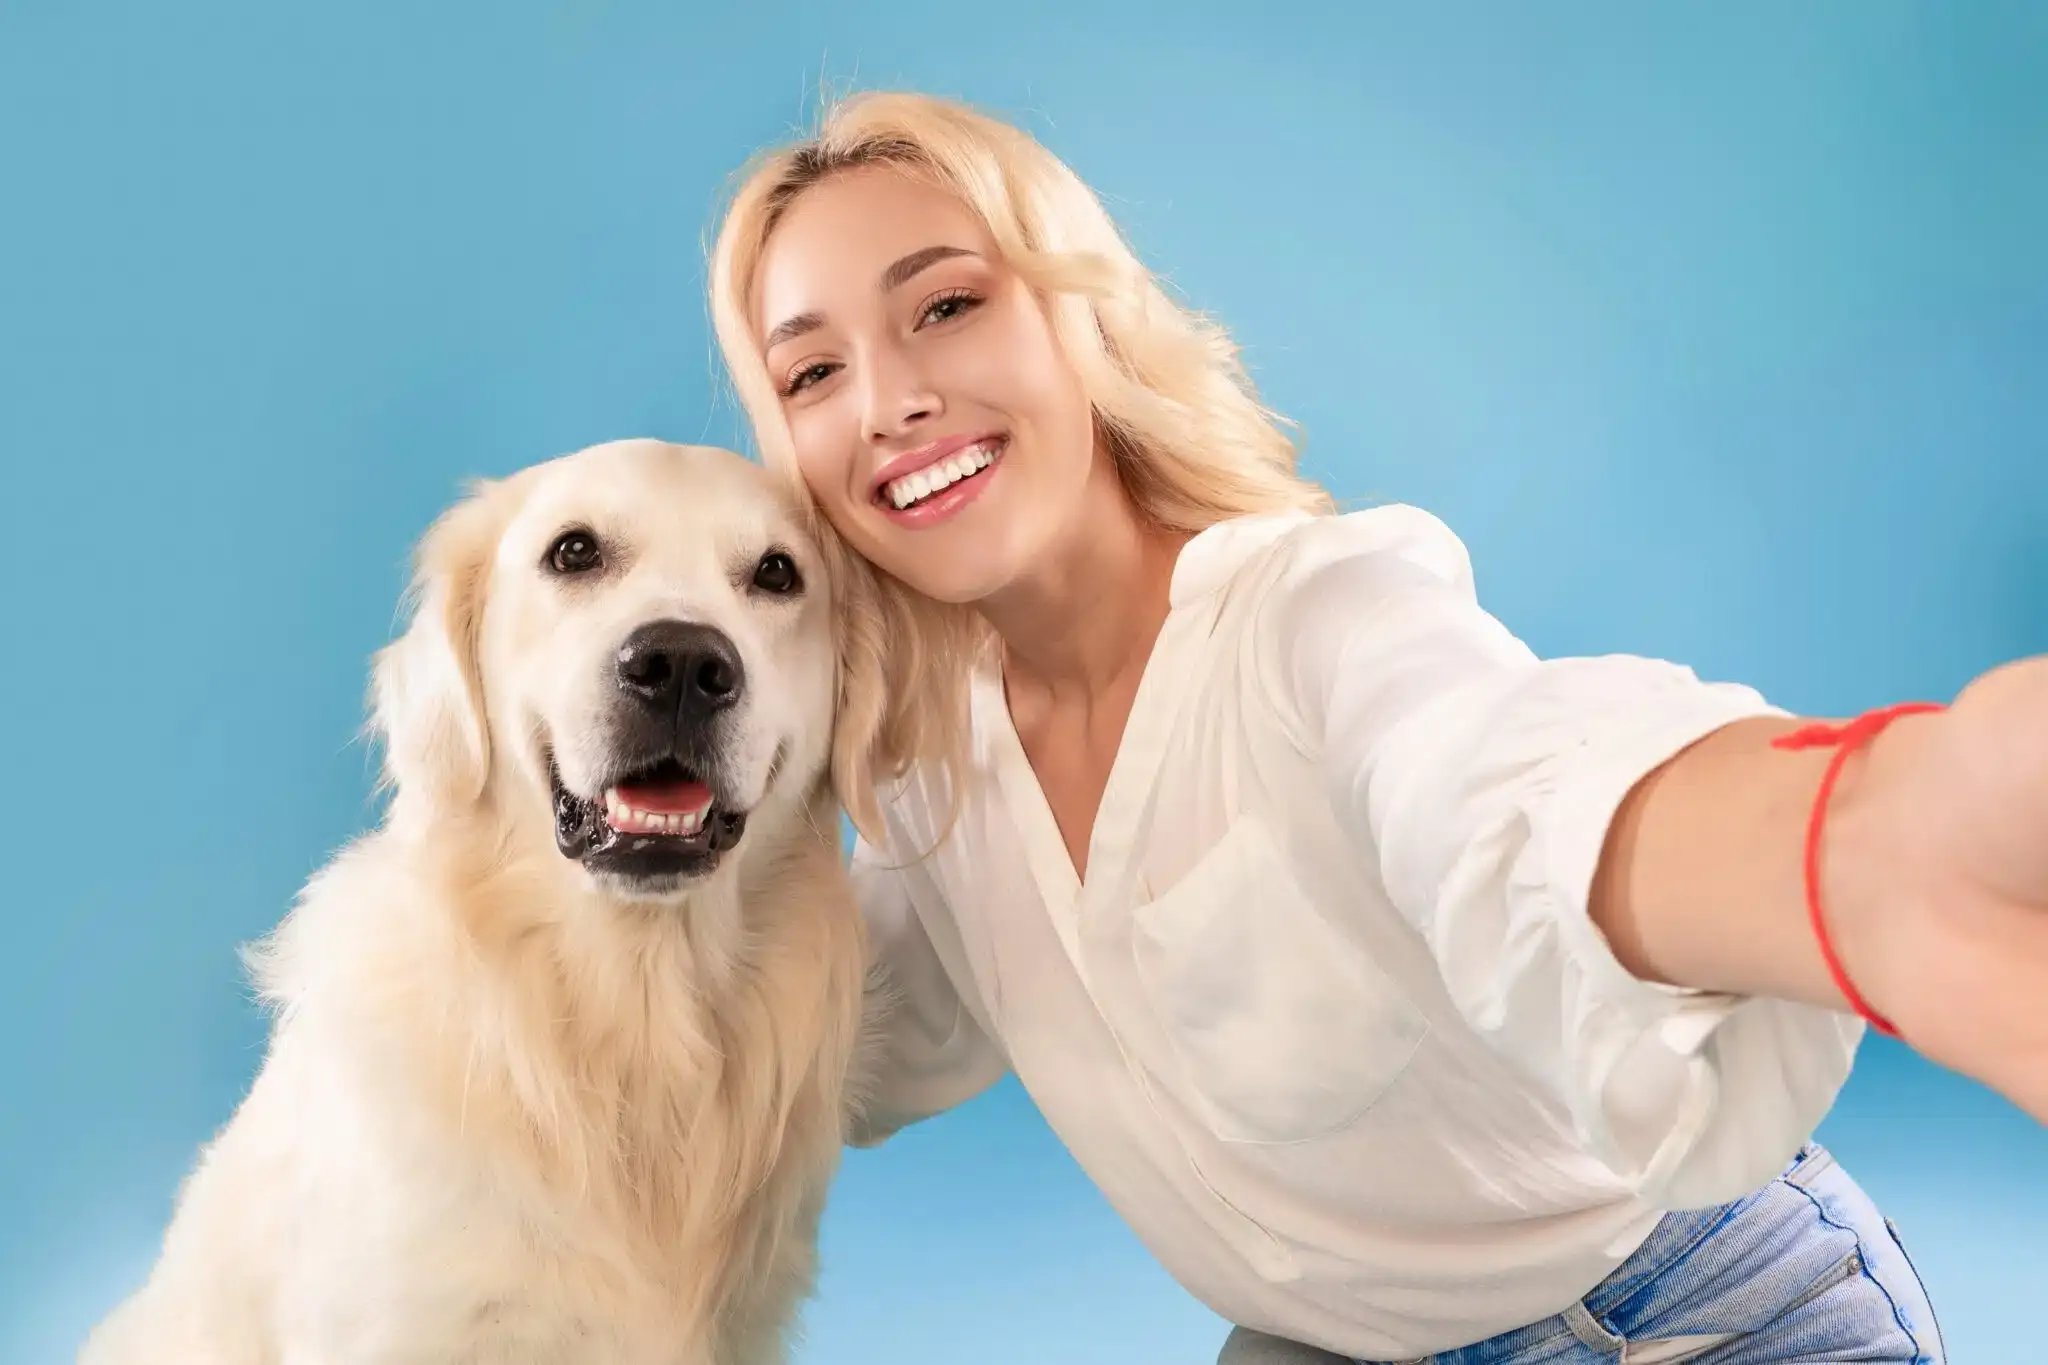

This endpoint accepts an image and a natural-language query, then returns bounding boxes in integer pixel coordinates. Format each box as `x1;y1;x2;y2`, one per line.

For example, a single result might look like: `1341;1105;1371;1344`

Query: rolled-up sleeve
1254;507;1864;1209
847;831;1009;1147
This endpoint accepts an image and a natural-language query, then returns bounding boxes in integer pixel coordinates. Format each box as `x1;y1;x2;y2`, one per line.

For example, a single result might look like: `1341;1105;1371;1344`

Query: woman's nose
859;348;944;442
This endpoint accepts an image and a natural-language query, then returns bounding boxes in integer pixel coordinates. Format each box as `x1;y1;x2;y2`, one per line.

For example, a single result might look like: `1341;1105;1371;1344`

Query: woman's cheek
783;412;836;496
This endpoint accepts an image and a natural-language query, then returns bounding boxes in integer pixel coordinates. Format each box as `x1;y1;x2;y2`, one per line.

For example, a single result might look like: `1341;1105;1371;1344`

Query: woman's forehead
753;168;995;334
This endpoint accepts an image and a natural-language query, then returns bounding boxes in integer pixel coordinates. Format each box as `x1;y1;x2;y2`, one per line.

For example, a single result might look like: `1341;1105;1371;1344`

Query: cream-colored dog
82;439;890;1365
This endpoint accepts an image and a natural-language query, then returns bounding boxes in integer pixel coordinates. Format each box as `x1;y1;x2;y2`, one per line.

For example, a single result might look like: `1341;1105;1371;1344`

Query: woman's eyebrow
763;310;823;352
880;244;976;291
762;245;981;352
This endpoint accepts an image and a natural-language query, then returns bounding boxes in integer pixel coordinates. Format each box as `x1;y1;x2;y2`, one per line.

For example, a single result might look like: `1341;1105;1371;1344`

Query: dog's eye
752;550;802;596
547;530;603;575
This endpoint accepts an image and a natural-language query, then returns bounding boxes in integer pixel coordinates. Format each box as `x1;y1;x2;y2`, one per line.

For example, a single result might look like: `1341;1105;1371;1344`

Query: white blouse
848;505;1864;1361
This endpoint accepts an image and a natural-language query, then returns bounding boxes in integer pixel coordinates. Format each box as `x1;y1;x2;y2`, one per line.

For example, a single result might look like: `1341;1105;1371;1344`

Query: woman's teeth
883;441;1000;510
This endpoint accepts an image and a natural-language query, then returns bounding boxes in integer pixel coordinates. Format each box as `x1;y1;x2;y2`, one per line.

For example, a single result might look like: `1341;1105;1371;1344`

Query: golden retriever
81;439;883;1365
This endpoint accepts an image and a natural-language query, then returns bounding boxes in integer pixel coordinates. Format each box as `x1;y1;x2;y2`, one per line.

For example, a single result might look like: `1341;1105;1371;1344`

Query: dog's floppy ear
370;480;504;811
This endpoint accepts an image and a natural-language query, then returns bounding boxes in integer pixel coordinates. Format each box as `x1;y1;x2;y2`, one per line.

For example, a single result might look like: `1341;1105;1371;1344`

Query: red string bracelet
1768;700;1947;1038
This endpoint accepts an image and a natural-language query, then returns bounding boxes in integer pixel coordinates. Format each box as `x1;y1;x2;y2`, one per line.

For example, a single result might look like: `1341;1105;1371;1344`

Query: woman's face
751;166;1099;606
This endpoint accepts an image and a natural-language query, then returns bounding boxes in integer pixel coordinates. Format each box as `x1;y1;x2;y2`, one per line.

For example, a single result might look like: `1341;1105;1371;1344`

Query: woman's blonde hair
706;90;1335;839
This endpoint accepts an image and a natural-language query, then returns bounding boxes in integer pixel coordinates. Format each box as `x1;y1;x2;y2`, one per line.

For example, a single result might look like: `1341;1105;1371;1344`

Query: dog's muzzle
551;619;752;890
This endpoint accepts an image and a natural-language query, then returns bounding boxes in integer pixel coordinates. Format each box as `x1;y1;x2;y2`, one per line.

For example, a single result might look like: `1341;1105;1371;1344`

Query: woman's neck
977;454;1191;708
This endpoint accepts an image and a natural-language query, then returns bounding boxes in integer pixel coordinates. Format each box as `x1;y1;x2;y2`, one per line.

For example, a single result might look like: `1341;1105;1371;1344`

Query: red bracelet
1767;700;1947;1038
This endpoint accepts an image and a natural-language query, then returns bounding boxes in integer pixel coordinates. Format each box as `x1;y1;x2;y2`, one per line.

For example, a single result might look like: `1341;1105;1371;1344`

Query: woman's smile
871;434;1007;526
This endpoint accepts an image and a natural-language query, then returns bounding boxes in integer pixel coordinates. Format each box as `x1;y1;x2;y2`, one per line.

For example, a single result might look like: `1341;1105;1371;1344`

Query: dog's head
371;439;874;900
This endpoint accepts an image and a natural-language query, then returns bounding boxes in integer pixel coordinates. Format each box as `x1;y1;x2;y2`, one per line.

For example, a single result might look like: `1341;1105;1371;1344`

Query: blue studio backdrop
3;4;2044;1362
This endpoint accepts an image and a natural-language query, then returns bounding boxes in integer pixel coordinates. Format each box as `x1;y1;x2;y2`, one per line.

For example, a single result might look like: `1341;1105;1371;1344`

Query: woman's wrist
1792;709;1947;1033
1590;710;1937;1019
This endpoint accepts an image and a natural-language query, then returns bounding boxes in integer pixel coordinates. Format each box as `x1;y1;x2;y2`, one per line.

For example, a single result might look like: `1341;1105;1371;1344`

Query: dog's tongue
614;777;712;815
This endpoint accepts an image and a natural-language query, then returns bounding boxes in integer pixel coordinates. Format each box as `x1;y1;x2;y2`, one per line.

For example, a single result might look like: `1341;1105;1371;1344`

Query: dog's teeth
597;786;715;837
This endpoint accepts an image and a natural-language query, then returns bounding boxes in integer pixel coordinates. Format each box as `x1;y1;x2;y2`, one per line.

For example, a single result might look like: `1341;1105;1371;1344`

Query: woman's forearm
1587;711;1937;1015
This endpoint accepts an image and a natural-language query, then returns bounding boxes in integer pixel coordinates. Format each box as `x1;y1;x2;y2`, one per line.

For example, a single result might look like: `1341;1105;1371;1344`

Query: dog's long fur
82;440;886;1365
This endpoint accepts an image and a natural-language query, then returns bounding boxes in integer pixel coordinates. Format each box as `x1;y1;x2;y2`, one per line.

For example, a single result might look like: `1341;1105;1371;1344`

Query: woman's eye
919;291;981;327
782;362;836;397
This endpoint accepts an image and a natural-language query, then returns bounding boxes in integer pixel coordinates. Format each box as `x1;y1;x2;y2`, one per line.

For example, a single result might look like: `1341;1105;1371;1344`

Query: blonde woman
707;91;2045;1364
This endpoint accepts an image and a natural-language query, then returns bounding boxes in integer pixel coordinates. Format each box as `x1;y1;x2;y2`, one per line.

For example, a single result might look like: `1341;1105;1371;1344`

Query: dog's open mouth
605;757;717;837
551;753;748;886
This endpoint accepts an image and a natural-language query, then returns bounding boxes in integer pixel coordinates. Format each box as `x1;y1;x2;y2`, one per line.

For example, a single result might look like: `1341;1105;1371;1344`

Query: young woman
706;91;2045;1364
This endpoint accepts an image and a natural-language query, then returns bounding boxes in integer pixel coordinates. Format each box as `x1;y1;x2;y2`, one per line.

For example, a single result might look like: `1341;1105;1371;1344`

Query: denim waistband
1579;1142;1824;1323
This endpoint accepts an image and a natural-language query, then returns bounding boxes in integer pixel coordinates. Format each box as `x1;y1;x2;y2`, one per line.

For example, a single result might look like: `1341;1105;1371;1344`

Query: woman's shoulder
1272;503;1475;590
1188;503;1483;625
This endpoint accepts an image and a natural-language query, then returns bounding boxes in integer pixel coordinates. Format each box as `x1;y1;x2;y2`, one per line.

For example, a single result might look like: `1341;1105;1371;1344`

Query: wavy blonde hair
707;90;1335;839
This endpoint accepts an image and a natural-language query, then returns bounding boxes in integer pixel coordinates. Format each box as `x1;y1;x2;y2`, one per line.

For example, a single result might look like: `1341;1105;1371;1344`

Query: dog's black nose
615;620;745;717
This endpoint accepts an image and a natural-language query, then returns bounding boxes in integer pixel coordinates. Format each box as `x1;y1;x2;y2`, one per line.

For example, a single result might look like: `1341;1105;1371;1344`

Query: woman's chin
897;566;1009;608
853;516;1024;607
867;542;1019;609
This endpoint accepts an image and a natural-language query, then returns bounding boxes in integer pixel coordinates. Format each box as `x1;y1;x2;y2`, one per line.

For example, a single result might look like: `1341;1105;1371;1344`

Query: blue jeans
1220;1143;1945;1364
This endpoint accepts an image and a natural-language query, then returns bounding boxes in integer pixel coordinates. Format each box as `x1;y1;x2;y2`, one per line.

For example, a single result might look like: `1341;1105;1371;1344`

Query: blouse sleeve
845;828;1009;1148
1251;506;1865;1210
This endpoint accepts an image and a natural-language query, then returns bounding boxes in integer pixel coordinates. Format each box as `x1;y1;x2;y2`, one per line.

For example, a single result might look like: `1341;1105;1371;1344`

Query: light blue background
4;3;2044;1361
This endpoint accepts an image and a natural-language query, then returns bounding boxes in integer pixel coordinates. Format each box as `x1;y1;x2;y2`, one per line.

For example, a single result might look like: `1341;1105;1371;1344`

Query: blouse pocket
1127;814;1429;1146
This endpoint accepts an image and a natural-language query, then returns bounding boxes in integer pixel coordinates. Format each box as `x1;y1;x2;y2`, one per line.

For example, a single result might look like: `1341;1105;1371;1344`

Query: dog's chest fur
240;814;866;1364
